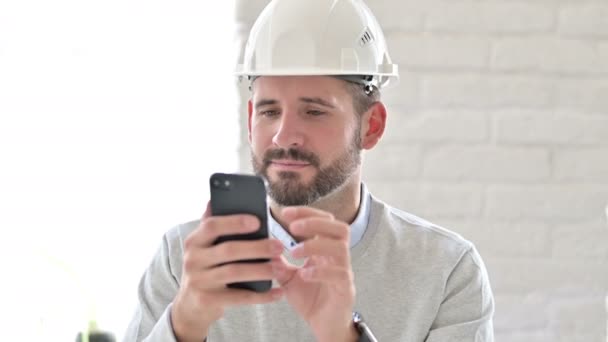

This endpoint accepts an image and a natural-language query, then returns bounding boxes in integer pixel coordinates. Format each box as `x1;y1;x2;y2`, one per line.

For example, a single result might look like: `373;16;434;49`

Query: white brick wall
555;148;608;181
235;1;608;341
492;37;608;74
559;4;608;38
495;110;608;145
422;74;556;108
423;146;551;182
383;108;488;143
425;2;555;34
389;35;490;69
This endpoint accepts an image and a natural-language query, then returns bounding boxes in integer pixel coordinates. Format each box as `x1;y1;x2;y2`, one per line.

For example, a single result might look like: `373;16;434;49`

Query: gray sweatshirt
124;195;494;341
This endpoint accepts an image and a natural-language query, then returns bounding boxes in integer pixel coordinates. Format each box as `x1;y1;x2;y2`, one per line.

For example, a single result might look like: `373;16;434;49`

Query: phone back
210;173;268;242
209;173;271;292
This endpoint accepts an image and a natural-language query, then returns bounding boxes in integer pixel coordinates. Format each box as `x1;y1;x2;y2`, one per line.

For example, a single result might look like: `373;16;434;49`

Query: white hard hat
236;0;399;89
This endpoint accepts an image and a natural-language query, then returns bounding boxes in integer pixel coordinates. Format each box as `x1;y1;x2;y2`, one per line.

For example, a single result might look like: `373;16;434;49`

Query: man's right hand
170;202;285;342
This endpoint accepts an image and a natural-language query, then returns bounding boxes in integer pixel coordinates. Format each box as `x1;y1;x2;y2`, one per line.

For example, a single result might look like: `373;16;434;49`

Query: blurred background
0;0;238;340
0;0;606;341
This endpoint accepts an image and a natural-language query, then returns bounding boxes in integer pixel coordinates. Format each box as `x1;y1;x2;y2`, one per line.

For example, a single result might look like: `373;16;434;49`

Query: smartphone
209;173;272;292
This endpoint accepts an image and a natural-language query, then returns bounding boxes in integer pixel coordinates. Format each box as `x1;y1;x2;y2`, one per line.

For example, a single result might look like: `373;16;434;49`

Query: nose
272;111;304;148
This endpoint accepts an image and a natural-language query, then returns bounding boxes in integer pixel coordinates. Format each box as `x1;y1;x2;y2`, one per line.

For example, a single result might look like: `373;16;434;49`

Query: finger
185;214;261;248
191;262;275;289
298;265;354;286
183;239;283;270
270;256;299;286
202;201;212;219
200;287;284;307
281;206;334;224
289;217;349;241
290;239;349;265
269;254;301;270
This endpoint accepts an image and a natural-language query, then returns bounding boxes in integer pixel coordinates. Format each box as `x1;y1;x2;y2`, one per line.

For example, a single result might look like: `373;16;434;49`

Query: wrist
170;303;209;342
316;317;359;342
345;322;360;342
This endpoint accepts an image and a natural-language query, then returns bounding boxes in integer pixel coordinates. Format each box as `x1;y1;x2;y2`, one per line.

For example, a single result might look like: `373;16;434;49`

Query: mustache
262;148;320;167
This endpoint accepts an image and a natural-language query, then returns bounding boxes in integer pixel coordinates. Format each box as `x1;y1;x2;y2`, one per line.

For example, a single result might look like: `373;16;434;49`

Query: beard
251;135;362;206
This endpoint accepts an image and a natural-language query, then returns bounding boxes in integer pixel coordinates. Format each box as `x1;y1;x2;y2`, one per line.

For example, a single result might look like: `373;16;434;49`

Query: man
124;0;495;341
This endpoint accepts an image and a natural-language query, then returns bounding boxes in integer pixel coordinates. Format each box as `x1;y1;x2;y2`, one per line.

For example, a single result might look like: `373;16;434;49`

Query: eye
307;110;325;116
260;110;279;118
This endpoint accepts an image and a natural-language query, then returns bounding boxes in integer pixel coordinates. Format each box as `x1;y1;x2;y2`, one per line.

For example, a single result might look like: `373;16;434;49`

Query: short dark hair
343;81;381;117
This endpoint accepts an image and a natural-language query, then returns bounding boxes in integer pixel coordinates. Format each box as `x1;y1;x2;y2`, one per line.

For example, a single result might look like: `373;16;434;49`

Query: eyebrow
299;97;336;109
254;99;278;110
254;97;336;110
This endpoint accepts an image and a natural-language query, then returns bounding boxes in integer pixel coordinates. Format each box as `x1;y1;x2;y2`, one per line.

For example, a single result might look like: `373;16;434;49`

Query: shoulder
159;219;200;274
164;219;200;251
369;195;475;263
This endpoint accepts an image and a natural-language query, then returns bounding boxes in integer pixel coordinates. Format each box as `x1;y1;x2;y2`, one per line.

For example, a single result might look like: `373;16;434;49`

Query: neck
269;174;362;241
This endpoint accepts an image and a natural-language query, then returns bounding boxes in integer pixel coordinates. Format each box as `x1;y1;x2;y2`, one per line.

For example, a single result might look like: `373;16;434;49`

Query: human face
248;76;362;206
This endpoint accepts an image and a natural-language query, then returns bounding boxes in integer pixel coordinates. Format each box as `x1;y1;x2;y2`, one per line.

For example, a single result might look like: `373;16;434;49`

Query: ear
360;102;387;150
247;99;253;144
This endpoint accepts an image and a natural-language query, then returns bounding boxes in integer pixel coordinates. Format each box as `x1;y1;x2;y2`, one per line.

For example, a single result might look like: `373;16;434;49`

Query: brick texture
426;2;555;34
495;111;608;145
559;4;608;38
423;146;551;182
